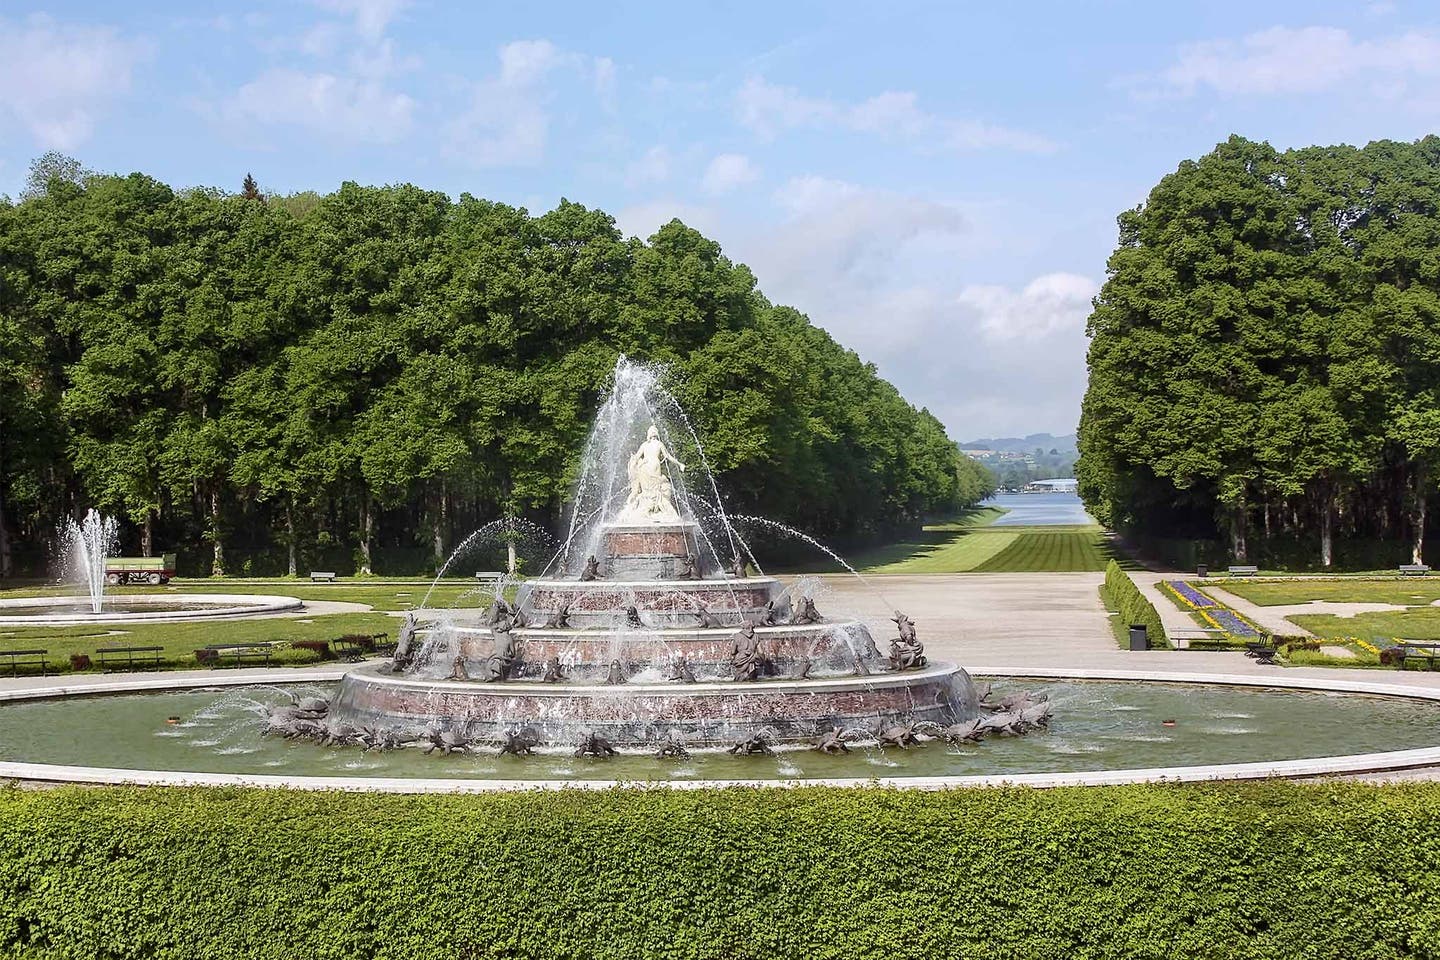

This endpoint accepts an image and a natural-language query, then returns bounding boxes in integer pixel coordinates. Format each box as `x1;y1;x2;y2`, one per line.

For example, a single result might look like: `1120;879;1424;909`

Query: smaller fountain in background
61;509;118;614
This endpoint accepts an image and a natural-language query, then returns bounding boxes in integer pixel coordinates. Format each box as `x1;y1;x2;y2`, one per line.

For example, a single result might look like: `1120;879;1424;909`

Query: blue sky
2;1;1437;440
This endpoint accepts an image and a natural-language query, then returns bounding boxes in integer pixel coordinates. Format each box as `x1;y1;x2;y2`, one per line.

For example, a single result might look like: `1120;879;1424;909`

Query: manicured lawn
1219;579;1440;607
0;611;398;672
857;528;1020;572
972;527;1117;572
851;523;1121;574
1290;608;1440;642
0;580;487;611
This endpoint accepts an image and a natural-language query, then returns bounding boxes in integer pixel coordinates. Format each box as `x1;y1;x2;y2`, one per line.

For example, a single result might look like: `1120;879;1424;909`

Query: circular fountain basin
0;671;1438;790
0;594;305;626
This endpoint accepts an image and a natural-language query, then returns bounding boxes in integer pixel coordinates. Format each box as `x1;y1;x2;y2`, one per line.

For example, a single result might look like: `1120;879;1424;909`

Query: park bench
1393;641;1440;670
1244;641;1280;665
194;642;281;668
0;648;48;677
94;645;165;671
1228;565;1259;577
309;571;337;582
331;636;366;662
1399;564;1431;577
475;571;505;587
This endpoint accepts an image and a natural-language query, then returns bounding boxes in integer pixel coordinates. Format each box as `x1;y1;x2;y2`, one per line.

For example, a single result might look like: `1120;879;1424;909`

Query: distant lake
987;491;1095;526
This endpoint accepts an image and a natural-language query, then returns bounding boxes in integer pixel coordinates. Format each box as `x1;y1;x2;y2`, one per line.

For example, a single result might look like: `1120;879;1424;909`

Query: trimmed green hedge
1;783;1438;958
1103;559;1169;648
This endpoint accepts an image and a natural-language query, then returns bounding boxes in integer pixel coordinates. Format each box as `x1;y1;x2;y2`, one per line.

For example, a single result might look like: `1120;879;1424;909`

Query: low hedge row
1;783;1437;958
1103;560;1169;648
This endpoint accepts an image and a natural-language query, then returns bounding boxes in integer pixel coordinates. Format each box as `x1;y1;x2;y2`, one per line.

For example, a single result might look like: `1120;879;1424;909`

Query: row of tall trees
1079;135;1440;568
0;155;992;577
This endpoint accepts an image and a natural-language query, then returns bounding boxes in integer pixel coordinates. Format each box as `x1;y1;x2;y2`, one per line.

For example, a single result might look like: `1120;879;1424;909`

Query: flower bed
1161;581;1263;639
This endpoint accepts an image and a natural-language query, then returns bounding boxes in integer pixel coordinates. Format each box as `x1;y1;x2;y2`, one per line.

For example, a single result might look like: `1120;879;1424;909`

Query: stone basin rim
1;667;1439;789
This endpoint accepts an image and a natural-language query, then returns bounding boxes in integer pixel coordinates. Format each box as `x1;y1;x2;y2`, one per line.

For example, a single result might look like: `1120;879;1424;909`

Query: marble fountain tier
331;517;976;748
323;382;982;753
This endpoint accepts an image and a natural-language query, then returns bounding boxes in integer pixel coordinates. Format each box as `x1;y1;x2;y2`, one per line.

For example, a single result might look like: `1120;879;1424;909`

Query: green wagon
104;554;177;585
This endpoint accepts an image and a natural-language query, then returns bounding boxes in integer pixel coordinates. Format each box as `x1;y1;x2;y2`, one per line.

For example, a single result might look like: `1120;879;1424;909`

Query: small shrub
274;647;323;665
290;639;332;659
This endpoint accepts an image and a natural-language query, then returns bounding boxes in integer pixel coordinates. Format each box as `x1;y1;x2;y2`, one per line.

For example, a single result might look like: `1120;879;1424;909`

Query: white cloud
609;181;1088;436
612;199;722;240
766;176;966;279
0;15;151;149
701;153;759;194
227;69;415;142
222;0;416;143
735;76;832;136
593;56;617;112
956;273;1098;342
446;40;615;168
313;0;410;42
735;75;1055;153
1149;26;1440;97
625;145;671;187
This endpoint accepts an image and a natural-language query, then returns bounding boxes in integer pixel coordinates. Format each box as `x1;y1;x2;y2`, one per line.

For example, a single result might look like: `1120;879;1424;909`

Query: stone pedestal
603;522;701;579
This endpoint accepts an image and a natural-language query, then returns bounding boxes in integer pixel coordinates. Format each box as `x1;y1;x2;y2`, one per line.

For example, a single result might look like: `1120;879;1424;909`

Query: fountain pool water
1;677;1437;785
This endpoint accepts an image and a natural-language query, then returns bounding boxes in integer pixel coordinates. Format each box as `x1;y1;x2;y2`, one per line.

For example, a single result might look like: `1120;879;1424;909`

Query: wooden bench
94;646;165;671
195;643;280;667
475;571;505;587
0;649;48;676
331;637;366;662
309;571;337;582
1228;565;1260;577
1400;564;1431;577
1394;642;1440;670
1245;641;1280;665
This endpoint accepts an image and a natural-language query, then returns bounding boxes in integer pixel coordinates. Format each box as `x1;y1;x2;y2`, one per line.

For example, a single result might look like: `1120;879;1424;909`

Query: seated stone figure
731;621;762;681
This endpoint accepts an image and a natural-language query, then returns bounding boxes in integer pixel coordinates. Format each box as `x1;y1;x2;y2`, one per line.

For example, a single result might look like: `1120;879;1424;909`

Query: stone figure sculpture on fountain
616;425;686;523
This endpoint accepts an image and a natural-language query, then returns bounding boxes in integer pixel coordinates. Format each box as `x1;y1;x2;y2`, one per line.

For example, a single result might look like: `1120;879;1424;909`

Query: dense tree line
1079;135;1440;568
0;156;992;577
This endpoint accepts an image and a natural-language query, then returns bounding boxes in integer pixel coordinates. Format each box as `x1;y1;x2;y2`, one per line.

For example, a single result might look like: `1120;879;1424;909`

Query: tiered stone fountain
326;360;977;751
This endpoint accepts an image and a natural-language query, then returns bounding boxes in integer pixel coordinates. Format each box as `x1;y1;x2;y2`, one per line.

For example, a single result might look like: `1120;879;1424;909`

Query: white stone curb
0;594;305;626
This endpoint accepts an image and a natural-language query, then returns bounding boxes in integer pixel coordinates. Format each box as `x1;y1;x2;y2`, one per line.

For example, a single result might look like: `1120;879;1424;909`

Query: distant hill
959;433;1077;454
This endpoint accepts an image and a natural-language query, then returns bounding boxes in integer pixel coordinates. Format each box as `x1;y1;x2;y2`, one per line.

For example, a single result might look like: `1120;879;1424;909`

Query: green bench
95;646;165;671
195;643;280;667
1394;642;1440;670
1;649;48;676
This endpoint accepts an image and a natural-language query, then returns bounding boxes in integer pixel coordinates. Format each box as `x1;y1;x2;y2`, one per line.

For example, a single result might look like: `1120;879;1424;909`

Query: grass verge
0;612;396;671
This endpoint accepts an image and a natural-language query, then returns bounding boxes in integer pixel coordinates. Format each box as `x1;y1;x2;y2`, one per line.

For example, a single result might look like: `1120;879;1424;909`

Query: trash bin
1196;564;1208;578
1128;624;1149;651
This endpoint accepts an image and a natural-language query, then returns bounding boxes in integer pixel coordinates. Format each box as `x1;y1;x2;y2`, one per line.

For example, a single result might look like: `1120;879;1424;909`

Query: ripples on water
1;679;1435;781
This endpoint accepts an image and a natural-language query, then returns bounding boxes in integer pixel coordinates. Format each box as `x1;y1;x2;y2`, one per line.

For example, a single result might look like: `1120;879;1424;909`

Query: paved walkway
821;572;1440;692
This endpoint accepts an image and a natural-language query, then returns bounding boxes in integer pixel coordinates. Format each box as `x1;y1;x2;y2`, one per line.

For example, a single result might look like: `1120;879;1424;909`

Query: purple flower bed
1164;580;1262;638
1205;607;1262;638
1166;581;1219;609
